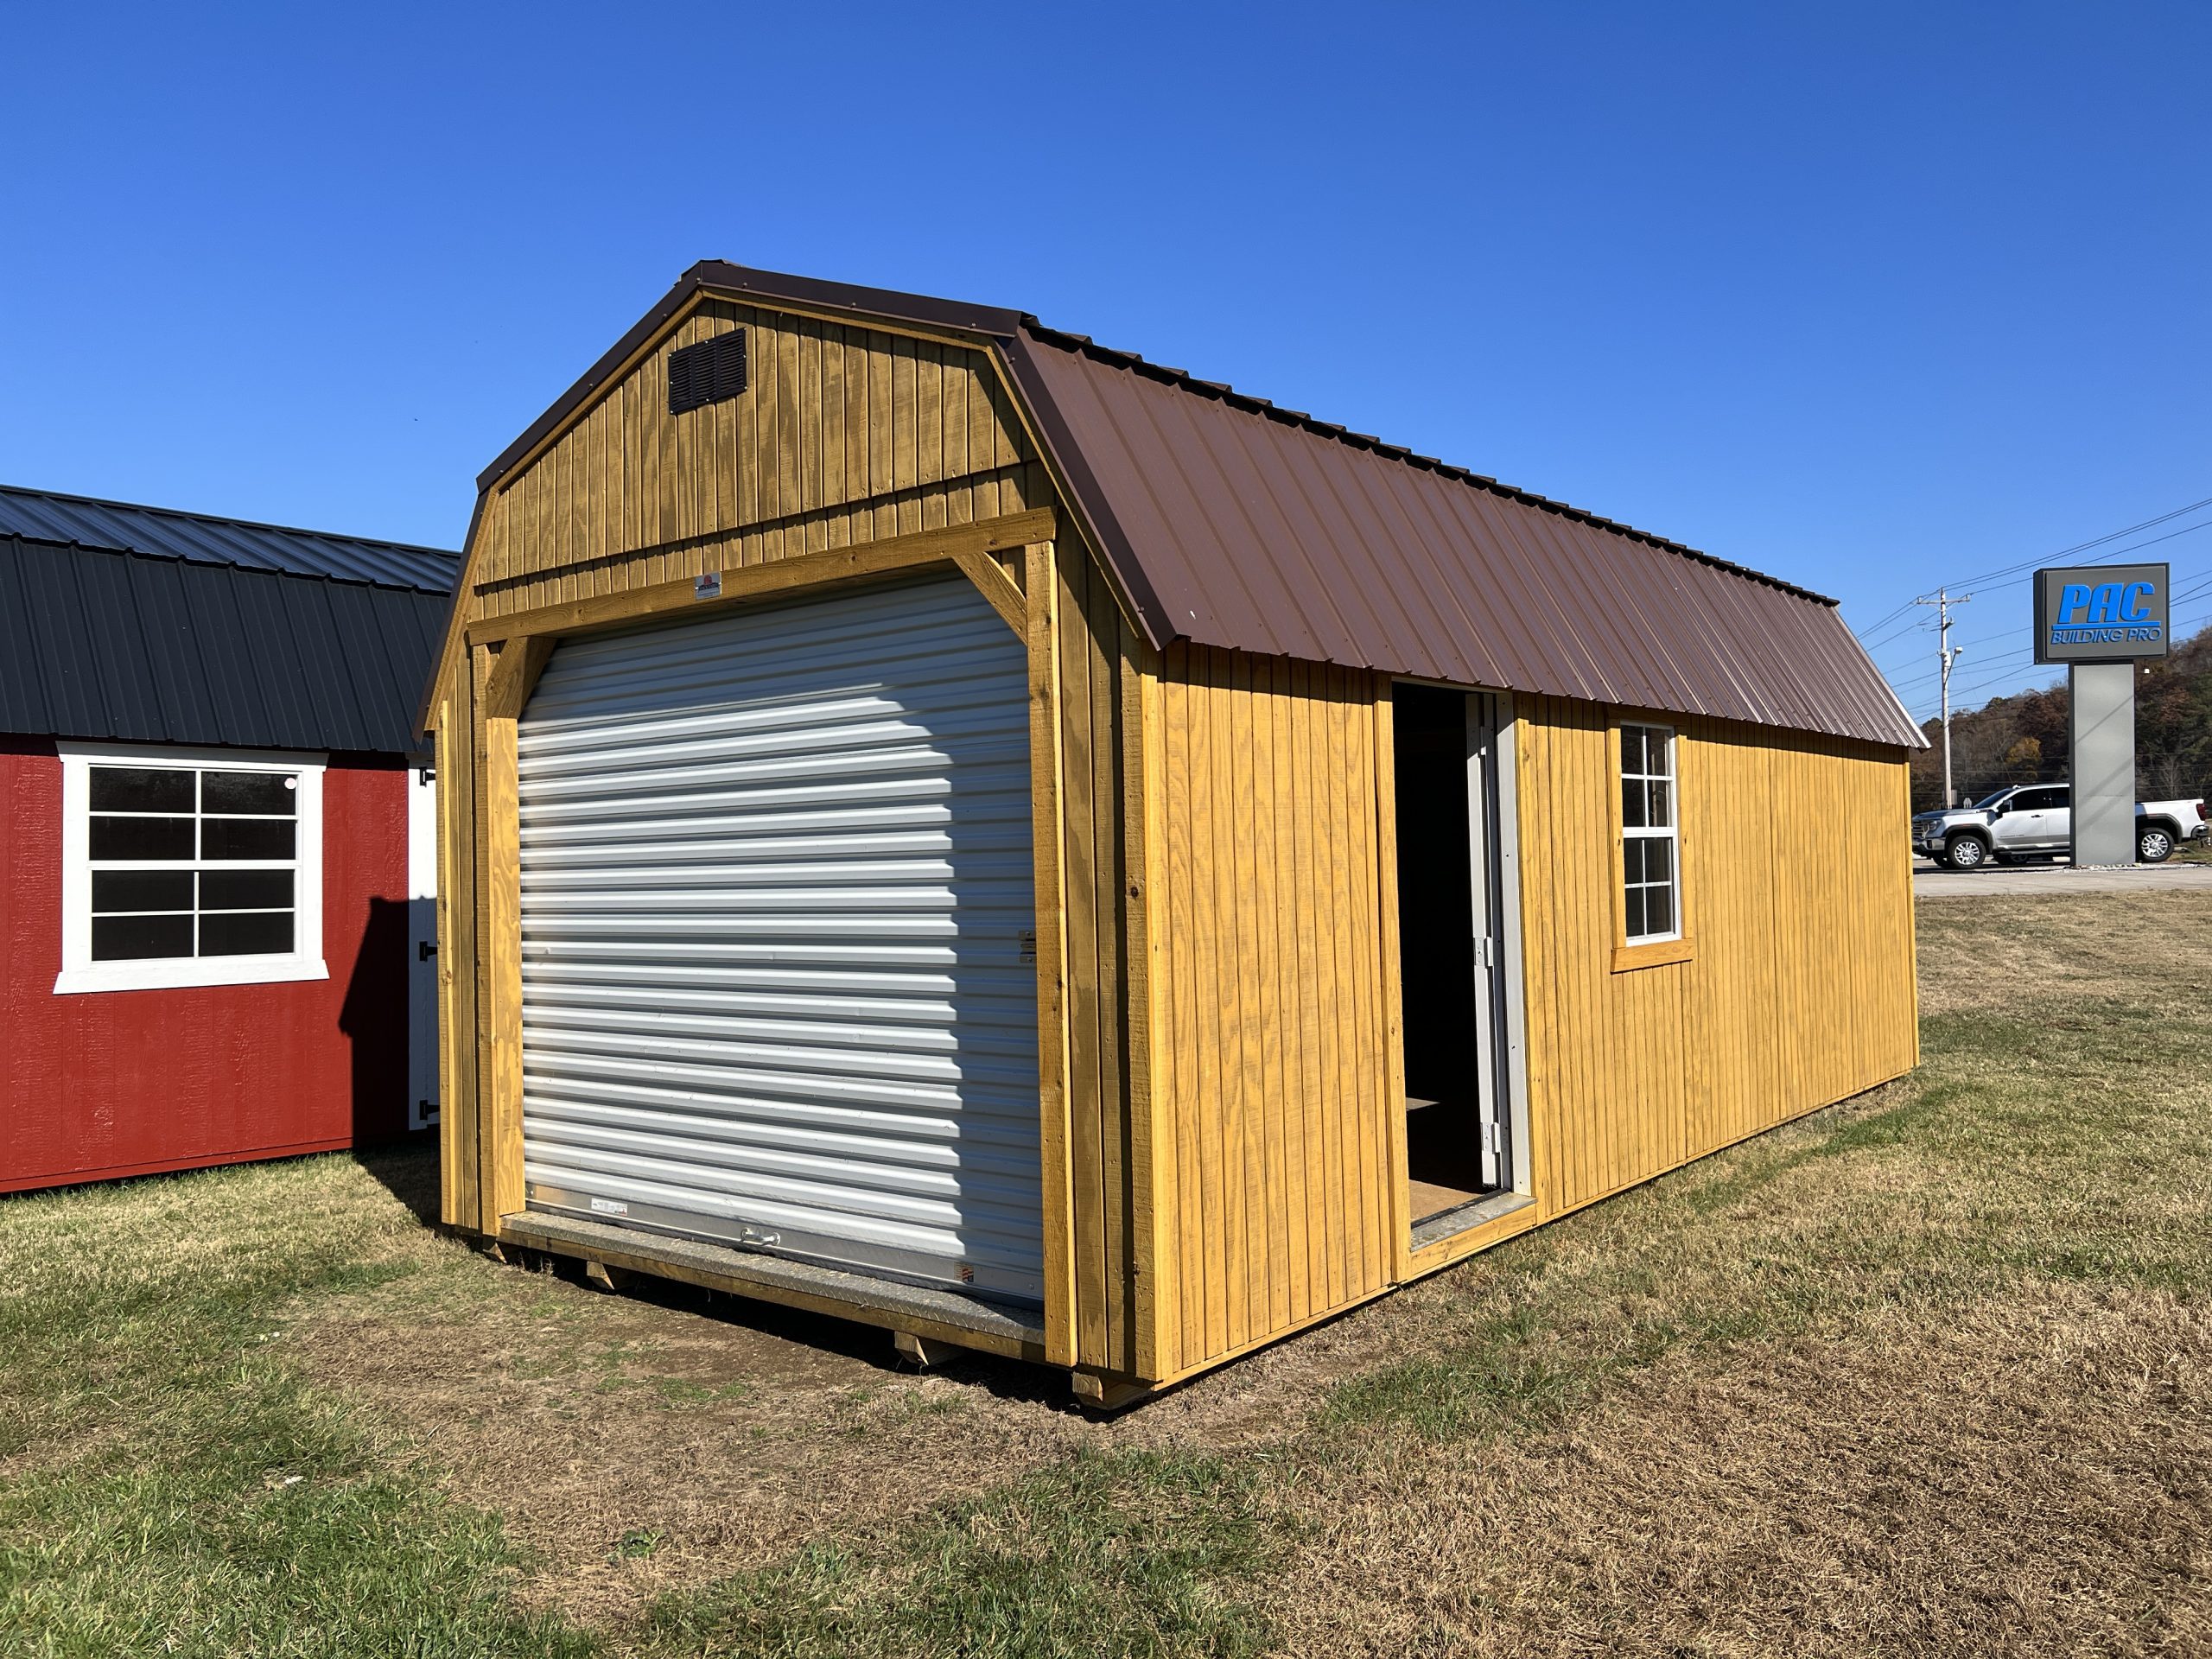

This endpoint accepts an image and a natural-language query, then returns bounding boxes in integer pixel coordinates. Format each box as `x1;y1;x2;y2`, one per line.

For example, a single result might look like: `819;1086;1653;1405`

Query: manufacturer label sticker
694;571;722;601
588;1197;630;1217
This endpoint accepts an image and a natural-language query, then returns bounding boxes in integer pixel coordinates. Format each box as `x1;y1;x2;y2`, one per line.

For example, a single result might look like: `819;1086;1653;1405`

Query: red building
0;488;455;1192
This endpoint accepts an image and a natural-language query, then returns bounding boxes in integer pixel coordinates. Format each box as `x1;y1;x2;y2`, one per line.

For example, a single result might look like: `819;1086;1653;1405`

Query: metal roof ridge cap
0;482;457;560
687;261;1027;339
1012;327;1840;608
0;531;454;595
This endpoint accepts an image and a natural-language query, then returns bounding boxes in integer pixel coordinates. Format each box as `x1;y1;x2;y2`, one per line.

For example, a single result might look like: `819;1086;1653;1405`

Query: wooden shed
422;263;1923;1406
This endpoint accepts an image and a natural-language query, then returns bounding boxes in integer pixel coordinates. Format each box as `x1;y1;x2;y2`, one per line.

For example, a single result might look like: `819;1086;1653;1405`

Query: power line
1871;552;2212;674
1948;517;2212;602
1851;490;2212;640
1885;566;2207;682
1891;643;2034;695
1905;607;2212;718
1929;493;2212;594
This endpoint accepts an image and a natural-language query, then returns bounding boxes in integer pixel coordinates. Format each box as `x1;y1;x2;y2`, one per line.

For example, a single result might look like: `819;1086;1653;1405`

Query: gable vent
668;329;748;414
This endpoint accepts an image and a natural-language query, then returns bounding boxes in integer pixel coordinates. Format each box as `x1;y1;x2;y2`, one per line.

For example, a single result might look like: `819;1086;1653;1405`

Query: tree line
1908;621;2212;811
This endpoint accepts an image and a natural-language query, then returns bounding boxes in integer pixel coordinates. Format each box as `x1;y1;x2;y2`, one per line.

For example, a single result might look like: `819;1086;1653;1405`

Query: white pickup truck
1912;785;2209;869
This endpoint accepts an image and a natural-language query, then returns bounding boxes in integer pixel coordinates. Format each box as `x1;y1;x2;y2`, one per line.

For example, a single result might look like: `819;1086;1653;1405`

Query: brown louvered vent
668;329;747;414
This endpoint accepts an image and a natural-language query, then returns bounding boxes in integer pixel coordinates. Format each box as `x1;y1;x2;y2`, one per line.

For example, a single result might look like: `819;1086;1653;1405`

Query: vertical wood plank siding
432;291;1919;1390
1511;696;1918;1224
467;300;1050;620
1140;669;1916;1382
433;298;1147;1376
1055;551;1147;1380
1147;647;1399;1381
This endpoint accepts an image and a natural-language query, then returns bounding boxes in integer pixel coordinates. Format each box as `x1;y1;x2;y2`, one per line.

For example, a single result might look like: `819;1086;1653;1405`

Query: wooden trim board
501;1212;1049;1363
465;510;1055;646
1026;538;1079;1368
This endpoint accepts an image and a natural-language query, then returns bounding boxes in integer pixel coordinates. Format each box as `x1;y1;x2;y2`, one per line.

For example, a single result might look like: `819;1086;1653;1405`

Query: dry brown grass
1913;890;2212;1016
291;1224;1441;1623
295;1287;1086;1621
249;887;2212;1652
1270;1284;2212;1656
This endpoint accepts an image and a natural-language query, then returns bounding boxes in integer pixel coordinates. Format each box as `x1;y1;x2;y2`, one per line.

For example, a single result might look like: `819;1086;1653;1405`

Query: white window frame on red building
54;741;328;995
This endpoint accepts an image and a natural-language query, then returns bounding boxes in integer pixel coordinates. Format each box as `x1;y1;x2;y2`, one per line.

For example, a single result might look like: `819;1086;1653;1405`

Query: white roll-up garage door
514;574;1043;1305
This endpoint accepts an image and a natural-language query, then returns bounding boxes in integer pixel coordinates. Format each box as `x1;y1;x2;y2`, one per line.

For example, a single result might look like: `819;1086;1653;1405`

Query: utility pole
1916;589;1971;805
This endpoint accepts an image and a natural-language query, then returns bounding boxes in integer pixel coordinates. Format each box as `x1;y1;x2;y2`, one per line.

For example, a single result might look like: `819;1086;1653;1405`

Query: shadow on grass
347;1138;442;1228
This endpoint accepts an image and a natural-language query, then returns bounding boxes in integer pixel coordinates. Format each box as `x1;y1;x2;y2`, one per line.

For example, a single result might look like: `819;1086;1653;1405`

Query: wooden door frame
1378;680;1538;1283
458;508;1077;1360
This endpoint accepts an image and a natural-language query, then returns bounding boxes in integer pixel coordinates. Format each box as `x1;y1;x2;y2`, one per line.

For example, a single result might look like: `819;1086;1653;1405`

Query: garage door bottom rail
497;1211;1049;1363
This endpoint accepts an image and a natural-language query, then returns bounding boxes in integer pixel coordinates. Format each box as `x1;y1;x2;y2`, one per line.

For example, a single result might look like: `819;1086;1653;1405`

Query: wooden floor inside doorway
1408;1175;1488;1224
1404;1095;1493;1223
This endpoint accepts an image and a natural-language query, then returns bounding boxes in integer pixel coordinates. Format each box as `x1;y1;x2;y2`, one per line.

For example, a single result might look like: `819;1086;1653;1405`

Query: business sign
2032;563;2170;664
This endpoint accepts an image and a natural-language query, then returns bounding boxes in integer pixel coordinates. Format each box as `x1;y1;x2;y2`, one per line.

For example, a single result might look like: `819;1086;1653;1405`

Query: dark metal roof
2;536;448;753
0;484;459;594
471;263;1923;750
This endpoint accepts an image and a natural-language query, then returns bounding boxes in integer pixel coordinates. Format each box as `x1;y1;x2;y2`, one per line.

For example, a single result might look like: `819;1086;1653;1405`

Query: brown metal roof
472;263;1924;750
1001;325;1925;748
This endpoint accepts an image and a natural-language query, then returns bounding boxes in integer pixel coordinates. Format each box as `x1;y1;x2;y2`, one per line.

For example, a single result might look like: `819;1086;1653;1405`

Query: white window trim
54;741;328;995
1620;722;1681;945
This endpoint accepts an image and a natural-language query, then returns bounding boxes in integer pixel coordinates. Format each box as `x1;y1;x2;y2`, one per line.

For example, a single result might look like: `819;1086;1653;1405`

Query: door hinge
1473;936;1494;969
418;940;436;961
1482;1121;1503;1154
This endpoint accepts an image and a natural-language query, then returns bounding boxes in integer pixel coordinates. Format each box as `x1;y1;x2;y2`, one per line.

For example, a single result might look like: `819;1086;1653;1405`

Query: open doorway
1391;683;1510;1229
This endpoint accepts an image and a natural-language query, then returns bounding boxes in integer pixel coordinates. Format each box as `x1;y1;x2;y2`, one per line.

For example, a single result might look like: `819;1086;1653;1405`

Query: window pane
89;766;194;812
1647;779;1672;828
92;913;194;961
1624;885;1647;939
92;871;194;913
1622;727;1646;776
200;869;293;911
202;771;297;816
200;818;296;861
200;911;293;957
1623;837;1646;883
1650;729;1674;778
1622;776;1648;829
1645;882;1674;937
90;815;195;861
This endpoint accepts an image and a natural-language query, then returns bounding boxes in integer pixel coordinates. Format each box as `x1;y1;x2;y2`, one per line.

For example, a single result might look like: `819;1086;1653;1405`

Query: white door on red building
407;763;440;1131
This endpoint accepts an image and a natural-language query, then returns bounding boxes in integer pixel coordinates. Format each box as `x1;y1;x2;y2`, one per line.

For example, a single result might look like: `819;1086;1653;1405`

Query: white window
55;744;327;995
1619;723;1679;944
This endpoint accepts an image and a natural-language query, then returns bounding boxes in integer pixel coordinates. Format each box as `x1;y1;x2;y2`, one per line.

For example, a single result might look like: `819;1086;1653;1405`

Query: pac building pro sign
2033;563;2170;664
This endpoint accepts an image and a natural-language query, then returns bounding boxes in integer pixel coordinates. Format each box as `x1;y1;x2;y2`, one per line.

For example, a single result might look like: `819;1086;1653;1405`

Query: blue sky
4;3;2207;722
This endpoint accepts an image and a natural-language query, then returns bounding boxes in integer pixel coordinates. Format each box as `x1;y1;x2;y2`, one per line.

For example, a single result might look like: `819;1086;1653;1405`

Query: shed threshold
1408;1189;1536;1253
499;1211;1050;1363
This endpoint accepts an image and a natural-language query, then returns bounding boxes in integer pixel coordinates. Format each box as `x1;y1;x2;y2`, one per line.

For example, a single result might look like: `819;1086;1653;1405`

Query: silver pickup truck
1912;784;2209;869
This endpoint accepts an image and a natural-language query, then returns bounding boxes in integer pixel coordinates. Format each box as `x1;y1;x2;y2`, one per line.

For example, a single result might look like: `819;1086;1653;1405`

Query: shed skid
424;267;1921;1400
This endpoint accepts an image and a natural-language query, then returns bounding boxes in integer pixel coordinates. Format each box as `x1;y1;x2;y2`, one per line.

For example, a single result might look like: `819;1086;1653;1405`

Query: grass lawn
3;891;2208;1656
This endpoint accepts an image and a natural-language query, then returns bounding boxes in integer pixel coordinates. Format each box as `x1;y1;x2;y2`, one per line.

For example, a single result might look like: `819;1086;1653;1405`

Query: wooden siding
1054;550;1149;1381
429;289;1920;1394
467;298;1047;620
1137;670;1916;1377
430;294;1150;1380
1146;648;1400;1382
1510;696;1918;1225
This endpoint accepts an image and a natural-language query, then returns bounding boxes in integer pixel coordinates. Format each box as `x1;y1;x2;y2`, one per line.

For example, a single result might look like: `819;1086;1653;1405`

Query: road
1914;859;2212;899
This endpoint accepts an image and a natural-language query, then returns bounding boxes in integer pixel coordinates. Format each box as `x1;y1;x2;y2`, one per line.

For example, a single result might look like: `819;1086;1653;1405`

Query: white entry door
407;765;439;1131
512;575;1044;1304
